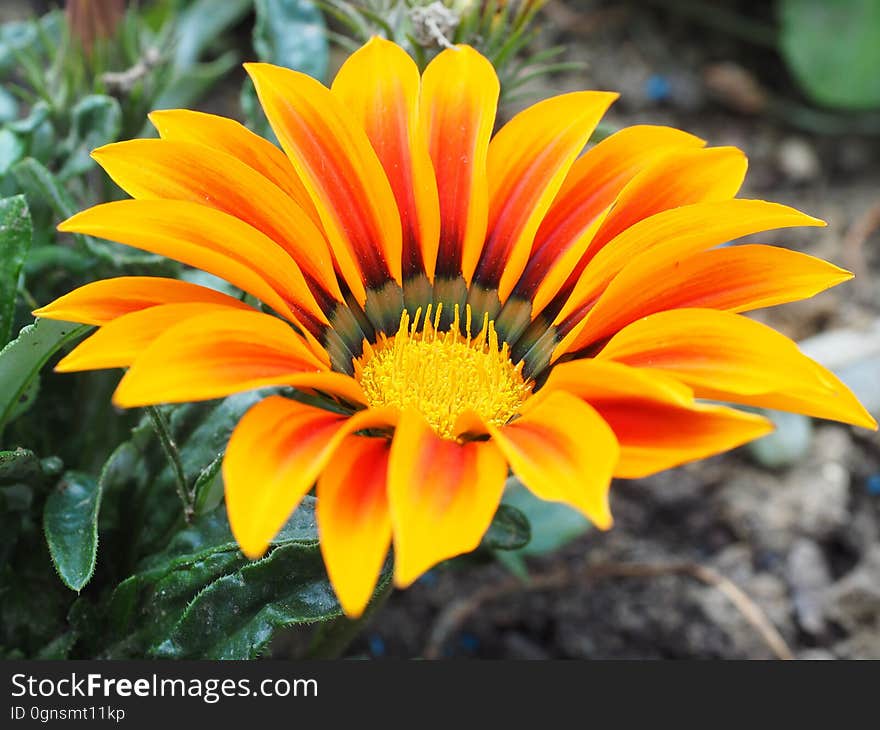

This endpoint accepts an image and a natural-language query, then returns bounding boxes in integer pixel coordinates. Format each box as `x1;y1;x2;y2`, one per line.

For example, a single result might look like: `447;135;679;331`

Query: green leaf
12;156;78;219
43;471;102;591
779;0;880;109
253;0;329;81
151;540;350;659
12;157;160;265
153;50;240;111
481;503;531;551
0;86;18;124
0;20;38;73
173;0;253;68
501;477;590;556
99;497;319;657
192;453;224;516
0;129;25;176
0;195;31;344
7;102;49;135
0;448;40;485
58;95;122;180
0;318;90;437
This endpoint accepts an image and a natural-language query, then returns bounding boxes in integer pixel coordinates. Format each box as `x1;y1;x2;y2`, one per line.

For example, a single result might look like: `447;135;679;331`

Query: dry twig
843;200;880;301
424;560;794;660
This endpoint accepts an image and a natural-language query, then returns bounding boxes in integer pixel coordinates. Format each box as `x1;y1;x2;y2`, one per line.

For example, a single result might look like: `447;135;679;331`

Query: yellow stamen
355;305;532;439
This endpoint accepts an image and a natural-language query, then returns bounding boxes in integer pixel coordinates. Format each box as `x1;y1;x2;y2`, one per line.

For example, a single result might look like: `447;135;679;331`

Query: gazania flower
37;38;875;617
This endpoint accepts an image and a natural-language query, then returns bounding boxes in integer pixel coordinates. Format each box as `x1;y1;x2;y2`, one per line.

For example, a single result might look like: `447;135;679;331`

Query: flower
36;38;876;617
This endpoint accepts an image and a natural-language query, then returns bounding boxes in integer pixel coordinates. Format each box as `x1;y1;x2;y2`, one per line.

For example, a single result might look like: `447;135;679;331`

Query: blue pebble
458;631;480;652
867;474;880;496
367;633;386;657
646;74;671;102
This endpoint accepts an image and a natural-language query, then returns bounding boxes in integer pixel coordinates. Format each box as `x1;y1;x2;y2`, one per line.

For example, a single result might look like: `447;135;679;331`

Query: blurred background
1;0;879;658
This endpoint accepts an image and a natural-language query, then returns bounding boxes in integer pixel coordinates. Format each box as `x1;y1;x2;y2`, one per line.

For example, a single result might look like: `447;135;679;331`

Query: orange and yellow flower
36;38;876;617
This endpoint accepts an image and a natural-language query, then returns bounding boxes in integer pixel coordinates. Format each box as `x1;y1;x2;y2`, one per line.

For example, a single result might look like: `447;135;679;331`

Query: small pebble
776;137;821;184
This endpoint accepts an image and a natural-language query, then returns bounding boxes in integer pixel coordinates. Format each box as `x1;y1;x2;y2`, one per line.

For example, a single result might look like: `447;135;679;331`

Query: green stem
304;575;394;659
145;405;193;523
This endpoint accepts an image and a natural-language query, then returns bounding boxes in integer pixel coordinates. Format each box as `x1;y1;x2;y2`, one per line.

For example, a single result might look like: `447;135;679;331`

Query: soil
347;1;880;659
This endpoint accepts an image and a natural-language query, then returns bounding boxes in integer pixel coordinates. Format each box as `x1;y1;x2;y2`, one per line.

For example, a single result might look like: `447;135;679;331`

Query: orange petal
588;146;748;252
555;199;825;330
59;200;328;328
602;399;773;478
597;308;876;429
388;408;507;588
32;276;244;325
474;91;618;300
420;45;499;282
332;37;440;282
538;359;773;478
568;244;853;351
516;125;704;307
224;396;397;559
112;309;333;408
148;108;320;226
487;391;619;528
91;139;340;300
245;62;402;302
317;435;392;617
55;302;252;372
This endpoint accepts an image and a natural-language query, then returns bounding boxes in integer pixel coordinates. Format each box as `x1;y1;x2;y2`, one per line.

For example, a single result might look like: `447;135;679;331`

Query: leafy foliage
779;0;880;110
0;195;31;343
43;471;102;591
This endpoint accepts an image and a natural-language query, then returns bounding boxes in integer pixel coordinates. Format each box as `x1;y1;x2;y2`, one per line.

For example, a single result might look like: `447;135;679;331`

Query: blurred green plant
778;0;880;111
317;0;578;100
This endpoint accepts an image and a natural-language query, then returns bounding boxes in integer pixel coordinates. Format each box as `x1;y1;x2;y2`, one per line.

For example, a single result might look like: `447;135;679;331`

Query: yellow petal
246;61;402;302
149;108;320;226
388;408;507;588
554;198;825;335
317;435;392;617
517;124;704;309
487;391;619;528
91;139;340;300
225;397;397;559
112;309;331;407
475;91;618;301
58;200;328;328
420;45;499;282
589;146;748;250
539;359;773;478
332;37;440;282
32;276;243;325
55;302;252;372
597;308;877;429
567;243;853;351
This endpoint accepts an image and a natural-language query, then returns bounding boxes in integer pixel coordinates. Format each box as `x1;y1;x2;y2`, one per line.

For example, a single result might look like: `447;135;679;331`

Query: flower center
354;305;532;439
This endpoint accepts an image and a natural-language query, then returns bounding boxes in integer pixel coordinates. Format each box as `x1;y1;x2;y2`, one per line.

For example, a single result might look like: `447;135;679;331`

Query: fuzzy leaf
192;453;224;516
100;497;319;658
0;195;31;344
0;318;90;437
150;540;353;659
59;95;122;180
0;448;40;485
43;471;101;591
